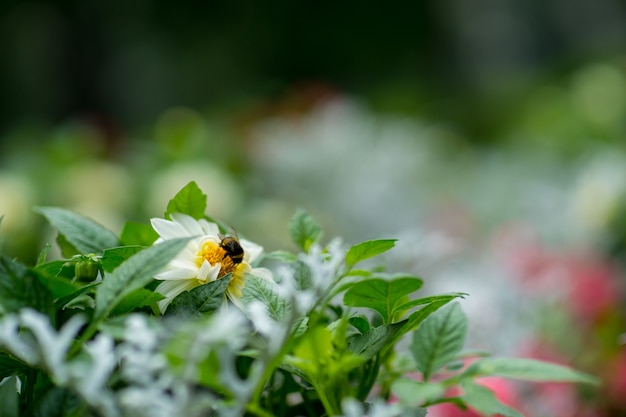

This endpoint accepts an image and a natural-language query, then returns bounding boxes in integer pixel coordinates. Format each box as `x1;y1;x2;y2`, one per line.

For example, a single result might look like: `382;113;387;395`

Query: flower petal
155;279;200;313
170;213;205;236
198;219;220;236
240;238;264;263
225;287;245;310
155;267;198;280
150;218;188;240
197;260;221;283
169;257;199;271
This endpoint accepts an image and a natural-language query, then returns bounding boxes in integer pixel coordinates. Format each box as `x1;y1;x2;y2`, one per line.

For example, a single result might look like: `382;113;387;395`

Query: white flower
151;213;273;313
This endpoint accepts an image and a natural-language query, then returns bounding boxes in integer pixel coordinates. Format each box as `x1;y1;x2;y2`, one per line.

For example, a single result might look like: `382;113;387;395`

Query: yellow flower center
197;241;238;278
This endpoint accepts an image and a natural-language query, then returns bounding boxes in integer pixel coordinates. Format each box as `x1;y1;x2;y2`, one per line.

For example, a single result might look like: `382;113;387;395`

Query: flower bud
74;255;100;281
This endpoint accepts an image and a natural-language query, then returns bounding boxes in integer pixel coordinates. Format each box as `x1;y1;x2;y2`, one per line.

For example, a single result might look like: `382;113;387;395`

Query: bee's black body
219;235;244;264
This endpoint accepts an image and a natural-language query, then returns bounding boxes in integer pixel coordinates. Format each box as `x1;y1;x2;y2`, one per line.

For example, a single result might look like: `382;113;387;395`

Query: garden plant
0;181;598;417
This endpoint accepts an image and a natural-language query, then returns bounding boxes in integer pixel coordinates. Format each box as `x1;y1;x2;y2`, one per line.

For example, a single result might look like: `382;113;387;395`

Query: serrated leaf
241;274;289;322
111;288;165;316
36;207;119;255
460;380;523;417
345;239;397;268
166;276;230;319
347;322;406;360
165;181;207;220
288;209;322;252
95;238;189;318
101;246;144;272
411;302;467;381
343;276;423;323
0;375;19;417
0;256;54;317
462;357;599;384
119;221;159;246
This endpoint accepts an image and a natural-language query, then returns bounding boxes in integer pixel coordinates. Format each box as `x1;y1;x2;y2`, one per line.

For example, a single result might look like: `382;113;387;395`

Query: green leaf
0;353;28;379
0;256;54;317
95;238;190;318
241;274;289;322
460;380;523;417
36;243;52;266
411;302;467;381
293;260;313;291
343;276;423;323
35;207;119;255
345;239;397;268
47;276;83;300
101;246;144;272
288;209;322;251
120;221;159;246
263;250;297;263
369;299;452;354
462;357;599;384
34;260;71;280
111;288;165;316
348;316;370;334
290;326;334;376
54;282;100;309
391;378;446;407
55;234;80;258
165;276;231;319
0;375;19;417
396;293;468;312
291;316;309;337
33;260;88;303
165;181;207;220
347;322;406;360
30;387;83;417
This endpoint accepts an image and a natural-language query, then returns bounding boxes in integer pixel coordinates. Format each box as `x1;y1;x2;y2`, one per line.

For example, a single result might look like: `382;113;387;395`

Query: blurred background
1;1;626;415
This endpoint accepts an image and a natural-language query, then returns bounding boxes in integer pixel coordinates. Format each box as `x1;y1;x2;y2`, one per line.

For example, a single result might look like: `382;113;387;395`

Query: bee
218;229;245;265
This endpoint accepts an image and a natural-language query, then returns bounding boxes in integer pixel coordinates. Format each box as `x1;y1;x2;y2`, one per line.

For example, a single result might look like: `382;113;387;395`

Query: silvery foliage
341;398;421;417
276;238;345;315
245;239;345;357
0;309;117;416
0;308;256;417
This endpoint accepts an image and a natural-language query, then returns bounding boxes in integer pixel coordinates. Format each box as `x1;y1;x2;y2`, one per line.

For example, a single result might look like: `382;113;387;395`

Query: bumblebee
219;229;244;264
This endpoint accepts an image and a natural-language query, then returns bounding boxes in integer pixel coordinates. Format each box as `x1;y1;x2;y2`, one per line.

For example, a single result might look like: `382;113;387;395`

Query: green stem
357;354;380;401
246;402;275;417
23;368;37;411
68;318;100;357
314;382;342;416
300;389;319;417
249;310;301;414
